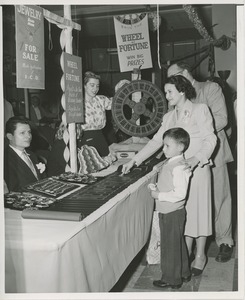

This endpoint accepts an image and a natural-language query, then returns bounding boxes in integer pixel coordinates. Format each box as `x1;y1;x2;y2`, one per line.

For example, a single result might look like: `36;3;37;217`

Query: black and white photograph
0;1;244;300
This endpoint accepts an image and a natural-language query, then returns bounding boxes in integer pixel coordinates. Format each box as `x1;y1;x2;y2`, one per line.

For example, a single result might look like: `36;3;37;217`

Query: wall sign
63;53;84;124
15;5;45;89
113;13;152;73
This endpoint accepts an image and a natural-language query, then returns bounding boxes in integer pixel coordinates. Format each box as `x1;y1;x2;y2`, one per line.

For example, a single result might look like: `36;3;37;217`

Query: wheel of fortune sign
112;80;168;137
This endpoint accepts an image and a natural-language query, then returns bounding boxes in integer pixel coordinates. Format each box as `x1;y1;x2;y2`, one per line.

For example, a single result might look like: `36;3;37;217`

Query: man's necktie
21;151;38;179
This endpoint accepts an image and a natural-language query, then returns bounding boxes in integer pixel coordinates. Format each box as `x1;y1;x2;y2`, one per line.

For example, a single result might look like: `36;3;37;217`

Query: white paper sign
114;13;152;72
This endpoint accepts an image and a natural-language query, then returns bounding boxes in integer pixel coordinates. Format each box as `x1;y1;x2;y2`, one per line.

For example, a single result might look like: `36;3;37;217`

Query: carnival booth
3;4;237;294
3;4;169;293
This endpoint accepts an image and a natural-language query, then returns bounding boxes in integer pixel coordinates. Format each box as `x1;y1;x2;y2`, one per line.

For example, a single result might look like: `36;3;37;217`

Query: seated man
4;116;46;192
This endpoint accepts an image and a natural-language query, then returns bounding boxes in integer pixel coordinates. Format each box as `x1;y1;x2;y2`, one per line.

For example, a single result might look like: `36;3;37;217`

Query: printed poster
63;53;84;124
15;5;45;89
113;13;152;72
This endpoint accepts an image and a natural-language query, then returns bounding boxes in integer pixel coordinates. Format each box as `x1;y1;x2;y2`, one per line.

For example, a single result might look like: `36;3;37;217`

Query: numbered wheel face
112;80;167;137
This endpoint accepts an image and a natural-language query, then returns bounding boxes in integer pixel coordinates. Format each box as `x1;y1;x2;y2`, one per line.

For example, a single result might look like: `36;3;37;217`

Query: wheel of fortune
112;80;168;137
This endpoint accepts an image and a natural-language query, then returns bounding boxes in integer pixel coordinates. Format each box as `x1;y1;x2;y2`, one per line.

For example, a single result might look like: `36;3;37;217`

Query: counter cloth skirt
77;129;110;157
184;165;212;237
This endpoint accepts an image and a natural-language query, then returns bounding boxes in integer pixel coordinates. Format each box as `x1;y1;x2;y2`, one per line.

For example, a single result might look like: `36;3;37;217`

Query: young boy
148;127;191;289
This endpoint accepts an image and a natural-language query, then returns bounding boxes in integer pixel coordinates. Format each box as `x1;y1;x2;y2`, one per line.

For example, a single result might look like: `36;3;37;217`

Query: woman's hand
182;156;200;171
148;183;157;192
151;190;159;199
148;183;159;198
121;160;135;174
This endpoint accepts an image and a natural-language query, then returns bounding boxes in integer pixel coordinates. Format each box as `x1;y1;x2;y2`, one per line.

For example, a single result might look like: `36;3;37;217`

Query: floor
110;236;238;293
110;169;239;295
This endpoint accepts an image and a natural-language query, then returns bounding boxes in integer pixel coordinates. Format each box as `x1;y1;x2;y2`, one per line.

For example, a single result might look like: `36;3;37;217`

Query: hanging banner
15;5;45;89
113;13;152;73
63;53;84;124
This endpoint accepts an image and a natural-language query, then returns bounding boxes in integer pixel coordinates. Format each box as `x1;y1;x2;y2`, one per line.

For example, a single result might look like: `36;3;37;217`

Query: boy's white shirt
157;154;192;203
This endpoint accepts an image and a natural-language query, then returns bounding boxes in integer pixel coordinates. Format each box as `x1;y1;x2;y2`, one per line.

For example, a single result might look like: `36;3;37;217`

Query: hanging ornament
183;5;233;51
148;11;161;32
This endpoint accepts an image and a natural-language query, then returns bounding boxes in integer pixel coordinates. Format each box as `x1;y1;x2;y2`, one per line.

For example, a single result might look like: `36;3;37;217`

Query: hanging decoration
148;11;161;32
15;5;45;89
48;21;53;51
146;5;162;32
183;5;214;43
156;4;161;69
183;5;235;50
63;52;84;124
208;44;215;78
60;50;71;172
113;13;152;72
114;13;146;25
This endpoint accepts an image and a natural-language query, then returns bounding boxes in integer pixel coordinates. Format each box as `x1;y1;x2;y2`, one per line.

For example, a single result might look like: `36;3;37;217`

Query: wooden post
63;5;77;173
131;68;141;142
152;71;155;84
24;89;29;118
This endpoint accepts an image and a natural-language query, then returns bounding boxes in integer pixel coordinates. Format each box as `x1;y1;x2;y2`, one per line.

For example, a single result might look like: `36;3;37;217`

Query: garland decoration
183;5;234;51
148;11;161;32
208;44;215;78
183;5;214;43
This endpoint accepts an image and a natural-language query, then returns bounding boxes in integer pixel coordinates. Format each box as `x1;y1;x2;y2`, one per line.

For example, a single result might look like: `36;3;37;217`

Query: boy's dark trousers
159;208;190;285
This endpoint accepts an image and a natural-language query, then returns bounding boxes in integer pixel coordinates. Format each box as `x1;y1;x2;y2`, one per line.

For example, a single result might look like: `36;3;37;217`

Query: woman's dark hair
163;127;190;152
84;71;101;85
5;116;30;135
165;75;196;100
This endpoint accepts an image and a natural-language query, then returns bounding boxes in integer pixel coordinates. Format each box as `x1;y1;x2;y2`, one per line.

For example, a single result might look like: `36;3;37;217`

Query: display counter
5;159;162;293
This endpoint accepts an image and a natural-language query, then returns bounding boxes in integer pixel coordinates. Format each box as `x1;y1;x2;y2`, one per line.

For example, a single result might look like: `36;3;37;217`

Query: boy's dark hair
165;75;196;100
163;127;190;152
5;116;30;135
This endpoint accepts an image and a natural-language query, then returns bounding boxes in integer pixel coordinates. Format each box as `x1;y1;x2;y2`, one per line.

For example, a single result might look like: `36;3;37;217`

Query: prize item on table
78;144;111;174
24;177;80;198
4;191;57;210
47;158;160;217
53;171;98;184
115;151;137;159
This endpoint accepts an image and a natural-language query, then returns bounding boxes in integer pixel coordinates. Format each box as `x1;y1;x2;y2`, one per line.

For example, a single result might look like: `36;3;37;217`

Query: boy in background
148;127;191;289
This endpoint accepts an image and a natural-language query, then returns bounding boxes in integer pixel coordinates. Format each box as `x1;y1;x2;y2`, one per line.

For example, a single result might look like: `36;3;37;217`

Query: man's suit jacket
30;105;55;125
194;81;233;167
4;146;45;192
29;105;45;125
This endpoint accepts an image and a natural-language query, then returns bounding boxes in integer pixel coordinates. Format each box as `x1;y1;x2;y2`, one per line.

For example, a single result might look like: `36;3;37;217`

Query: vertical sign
15;5;45;89
63;53;84;123
113;13;152;73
